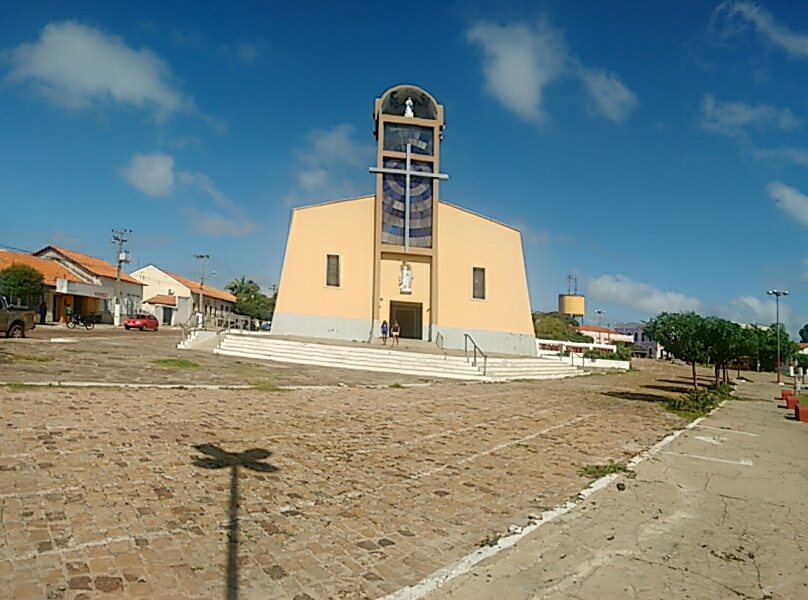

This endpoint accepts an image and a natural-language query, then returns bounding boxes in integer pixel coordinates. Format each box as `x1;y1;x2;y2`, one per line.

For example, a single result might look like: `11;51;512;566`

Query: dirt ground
0;327;719;599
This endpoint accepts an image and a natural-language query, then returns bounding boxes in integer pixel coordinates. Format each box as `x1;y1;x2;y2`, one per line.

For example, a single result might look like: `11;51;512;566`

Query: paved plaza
1;329;692;599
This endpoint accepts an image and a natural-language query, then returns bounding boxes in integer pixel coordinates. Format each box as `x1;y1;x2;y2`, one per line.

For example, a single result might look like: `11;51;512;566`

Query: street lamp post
594;310;605;344
195;254;210;328
767;289;789;384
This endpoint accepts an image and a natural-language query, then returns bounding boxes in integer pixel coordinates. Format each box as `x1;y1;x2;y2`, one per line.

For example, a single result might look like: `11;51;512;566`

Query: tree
644;312;708;390
757;323;798;372
533;312;593;343
226;278;276;321
702;318;758;384
800;323;808;344
225;277;260;298
0;264;45;303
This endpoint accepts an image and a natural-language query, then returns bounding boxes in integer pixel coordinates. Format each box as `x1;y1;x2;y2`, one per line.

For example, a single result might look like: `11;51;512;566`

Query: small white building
131;265;236;326
614;322;664;358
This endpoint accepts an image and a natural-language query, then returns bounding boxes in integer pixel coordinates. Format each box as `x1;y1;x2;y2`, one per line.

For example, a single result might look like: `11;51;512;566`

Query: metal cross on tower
370;142;448;253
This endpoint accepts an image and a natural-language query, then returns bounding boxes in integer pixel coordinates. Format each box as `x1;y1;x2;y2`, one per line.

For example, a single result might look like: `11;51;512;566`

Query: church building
271;85;537;356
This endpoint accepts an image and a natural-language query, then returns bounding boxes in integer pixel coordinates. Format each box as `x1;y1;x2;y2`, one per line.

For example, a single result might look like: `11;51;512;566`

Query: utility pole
195;254;209;328
111;229;131;326
594;310;605;344
767;289;788;384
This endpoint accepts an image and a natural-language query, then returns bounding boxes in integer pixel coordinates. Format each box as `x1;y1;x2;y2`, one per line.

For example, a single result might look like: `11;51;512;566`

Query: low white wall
568;354;630;370
535;338;616;354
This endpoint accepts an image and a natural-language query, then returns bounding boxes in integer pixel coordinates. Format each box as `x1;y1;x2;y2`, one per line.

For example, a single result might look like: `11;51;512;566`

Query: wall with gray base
436;326;538;357
270;313;372;342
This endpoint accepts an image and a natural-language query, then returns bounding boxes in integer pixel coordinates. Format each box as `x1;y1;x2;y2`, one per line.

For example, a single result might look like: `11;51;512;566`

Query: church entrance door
390;301;422;340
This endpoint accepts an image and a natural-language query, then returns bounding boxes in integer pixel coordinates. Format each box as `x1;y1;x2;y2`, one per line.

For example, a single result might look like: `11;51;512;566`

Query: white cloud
120;151;258;237
285;123;374;207
753;147;808;167
466;18;637;124
466;20;568;123
717;2;808;59
587;274;703;315
121;152;175;198
719;295;805;335
767;181;808;228
511;222;573;246
182;207;258;238
700;94;803;137
4;21;189;121
579;68;638;122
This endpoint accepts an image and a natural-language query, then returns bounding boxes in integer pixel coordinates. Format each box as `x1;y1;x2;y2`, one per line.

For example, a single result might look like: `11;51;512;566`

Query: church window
472;267;486;300
326;255;340;287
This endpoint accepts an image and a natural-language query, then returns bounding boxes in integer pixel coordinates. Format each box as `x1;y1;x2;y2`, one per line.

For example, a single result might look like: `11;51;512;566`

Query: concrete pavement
423;379;808;600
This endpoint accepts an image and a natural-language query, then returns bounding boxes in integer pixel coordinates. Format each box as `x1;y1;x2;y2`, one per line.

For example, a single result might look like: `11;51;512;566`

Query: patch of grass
389;383;403;389
252;382;282;392
10;354;53;363
577;460;629;480
3;383;51;391
479;532;502;547
665;382;734;419
151;358;201;369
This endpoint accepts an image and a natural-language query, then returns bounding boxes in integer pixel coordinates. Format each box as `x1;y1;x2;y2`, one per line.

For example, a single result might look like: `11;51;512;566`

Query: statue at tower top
404;97;414;118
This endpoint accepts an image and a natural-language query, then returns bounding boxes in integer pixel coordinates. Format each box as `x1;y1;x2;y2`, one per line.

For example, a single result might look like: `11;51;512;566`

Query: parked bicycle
66;313;95;330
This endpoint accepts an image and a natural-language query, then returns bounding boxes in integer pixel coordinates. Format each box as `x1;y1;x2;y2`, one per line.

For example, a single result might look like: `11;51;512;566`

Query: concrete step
212;334;583;381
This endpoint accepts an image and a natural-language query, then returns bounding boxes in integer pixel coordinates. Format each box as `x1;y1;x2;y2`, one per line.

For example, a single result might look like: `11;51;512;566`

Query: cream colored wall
378;254;431;322
436;203;533;335
274;196;375;321
131;266;191;299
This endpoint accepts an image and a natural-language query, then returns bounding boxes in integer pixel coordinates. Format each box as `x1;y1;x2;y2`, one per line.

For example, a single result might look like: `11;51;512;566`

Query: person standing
39;301;47;325
391;320;400;346
380;320;389;345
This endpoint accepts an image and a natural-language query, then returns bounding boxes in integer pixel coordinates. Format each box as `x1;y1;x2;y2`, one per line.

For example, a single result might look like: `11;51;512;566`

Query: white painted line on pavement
693;424;759;437
380;400;736;600
663;451;753;466
694;435;724;445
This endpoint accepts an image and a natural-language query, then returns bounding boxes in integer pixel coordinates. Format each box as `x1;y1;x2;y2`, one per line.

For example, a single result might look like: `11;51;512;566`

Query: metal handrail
463;333;487;375
435;332;444;350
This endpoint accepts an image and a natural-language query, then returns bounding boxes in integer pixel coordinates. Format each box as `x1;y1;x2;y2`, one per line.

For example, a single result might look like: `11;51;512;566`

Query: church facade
271;85;537;356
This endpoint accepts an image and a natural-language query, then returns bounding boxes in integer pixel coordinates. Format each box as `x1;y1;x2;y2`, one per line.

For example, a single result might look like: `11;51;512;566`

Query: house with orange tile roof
32;246;144;323
131;265;235;326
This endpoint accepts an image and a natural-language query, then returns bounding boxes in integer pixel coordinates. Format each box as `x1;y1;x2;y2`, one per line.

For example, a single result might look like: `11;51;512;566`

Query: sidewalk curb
381;401;728;600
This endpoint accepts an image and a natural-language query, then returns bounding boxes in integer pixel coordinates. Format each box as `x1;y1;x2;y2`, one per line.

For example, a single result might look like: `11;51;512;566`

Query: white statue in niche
399;263;413;294
404;97;414;118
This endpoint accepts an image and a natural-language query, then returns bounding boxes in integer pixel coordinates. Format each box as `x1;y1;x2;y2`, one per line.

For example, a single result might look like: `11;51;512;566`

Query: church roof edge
291;195;375;211
438;200;521;234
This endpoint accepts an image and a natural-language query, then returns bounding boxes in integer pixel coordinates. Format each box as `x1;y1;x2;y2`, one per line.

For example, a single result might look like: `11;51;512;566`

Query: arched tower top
376;85;441;122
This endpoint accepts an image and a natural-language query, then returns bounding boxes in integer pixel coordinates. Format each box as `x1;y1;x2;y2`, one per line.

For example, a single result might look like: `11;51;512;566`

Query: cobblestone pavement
0;327;430;387
1;332;696;599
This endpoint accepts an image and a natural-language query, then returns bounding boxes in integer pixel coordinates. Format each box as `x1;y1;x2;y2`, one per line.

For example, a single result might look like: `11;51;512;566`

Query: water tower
558;275;585;321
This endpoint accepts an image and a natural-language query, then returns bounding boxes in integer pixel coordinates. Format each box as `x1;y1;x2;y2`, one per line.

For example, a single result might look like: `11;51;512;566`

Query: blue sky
2;1;808;333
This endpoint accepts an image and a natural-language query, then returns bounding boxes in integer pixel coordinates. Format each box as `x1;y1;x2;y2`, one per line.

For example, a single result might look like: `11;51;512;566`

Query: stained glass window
381;159;433;248
383;124;433;156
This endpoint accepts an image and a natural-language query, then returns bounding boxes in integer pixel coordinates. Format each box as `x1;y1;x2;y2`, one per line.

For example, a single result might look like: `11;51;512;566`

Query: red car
124;313;159;331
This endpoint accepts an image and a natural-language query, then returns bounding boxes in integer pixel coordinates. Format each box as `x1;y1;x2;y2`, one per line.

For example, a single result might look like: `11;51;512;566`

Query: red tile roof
35;246;142;285
164;271;236;303
0;250;82;286
143;295;177;306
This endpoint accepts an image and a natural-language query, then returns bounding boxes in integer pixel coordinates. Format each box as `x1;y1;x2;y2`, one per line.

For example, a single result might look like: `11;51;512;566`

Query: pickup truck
0;295;36;338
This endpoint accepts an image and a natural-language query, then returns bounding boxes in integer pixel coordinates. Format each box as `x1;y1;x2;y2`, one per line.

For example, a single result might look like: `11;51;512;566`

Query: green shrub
666;383;734;418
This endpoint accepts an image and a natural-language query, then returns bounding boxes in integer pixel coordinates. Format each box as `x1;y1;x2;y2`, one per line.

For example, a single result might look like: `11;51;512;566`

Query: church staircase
213;334;583;382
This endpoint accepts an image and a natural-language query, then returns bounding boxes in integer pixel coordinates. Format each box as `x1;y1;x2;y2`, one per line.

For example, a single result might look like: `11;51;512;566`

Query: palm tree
225;277;259;297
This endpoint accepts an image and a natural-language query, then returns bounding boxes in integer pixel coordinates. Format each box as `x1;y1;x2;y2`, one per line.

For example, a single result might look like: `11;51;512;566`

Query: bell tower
369;85;447;340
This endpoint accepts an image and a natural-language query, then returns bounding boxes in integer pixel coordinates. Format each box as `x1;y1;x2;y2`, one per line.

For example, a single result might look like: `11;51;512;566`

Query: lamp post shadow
193;444;279;600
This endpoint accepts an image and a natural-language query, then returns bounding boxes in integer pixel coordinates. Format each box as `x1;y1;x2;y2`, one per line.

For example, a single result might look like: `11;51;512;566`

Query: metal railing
435;332;444;350
463;333;487;375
